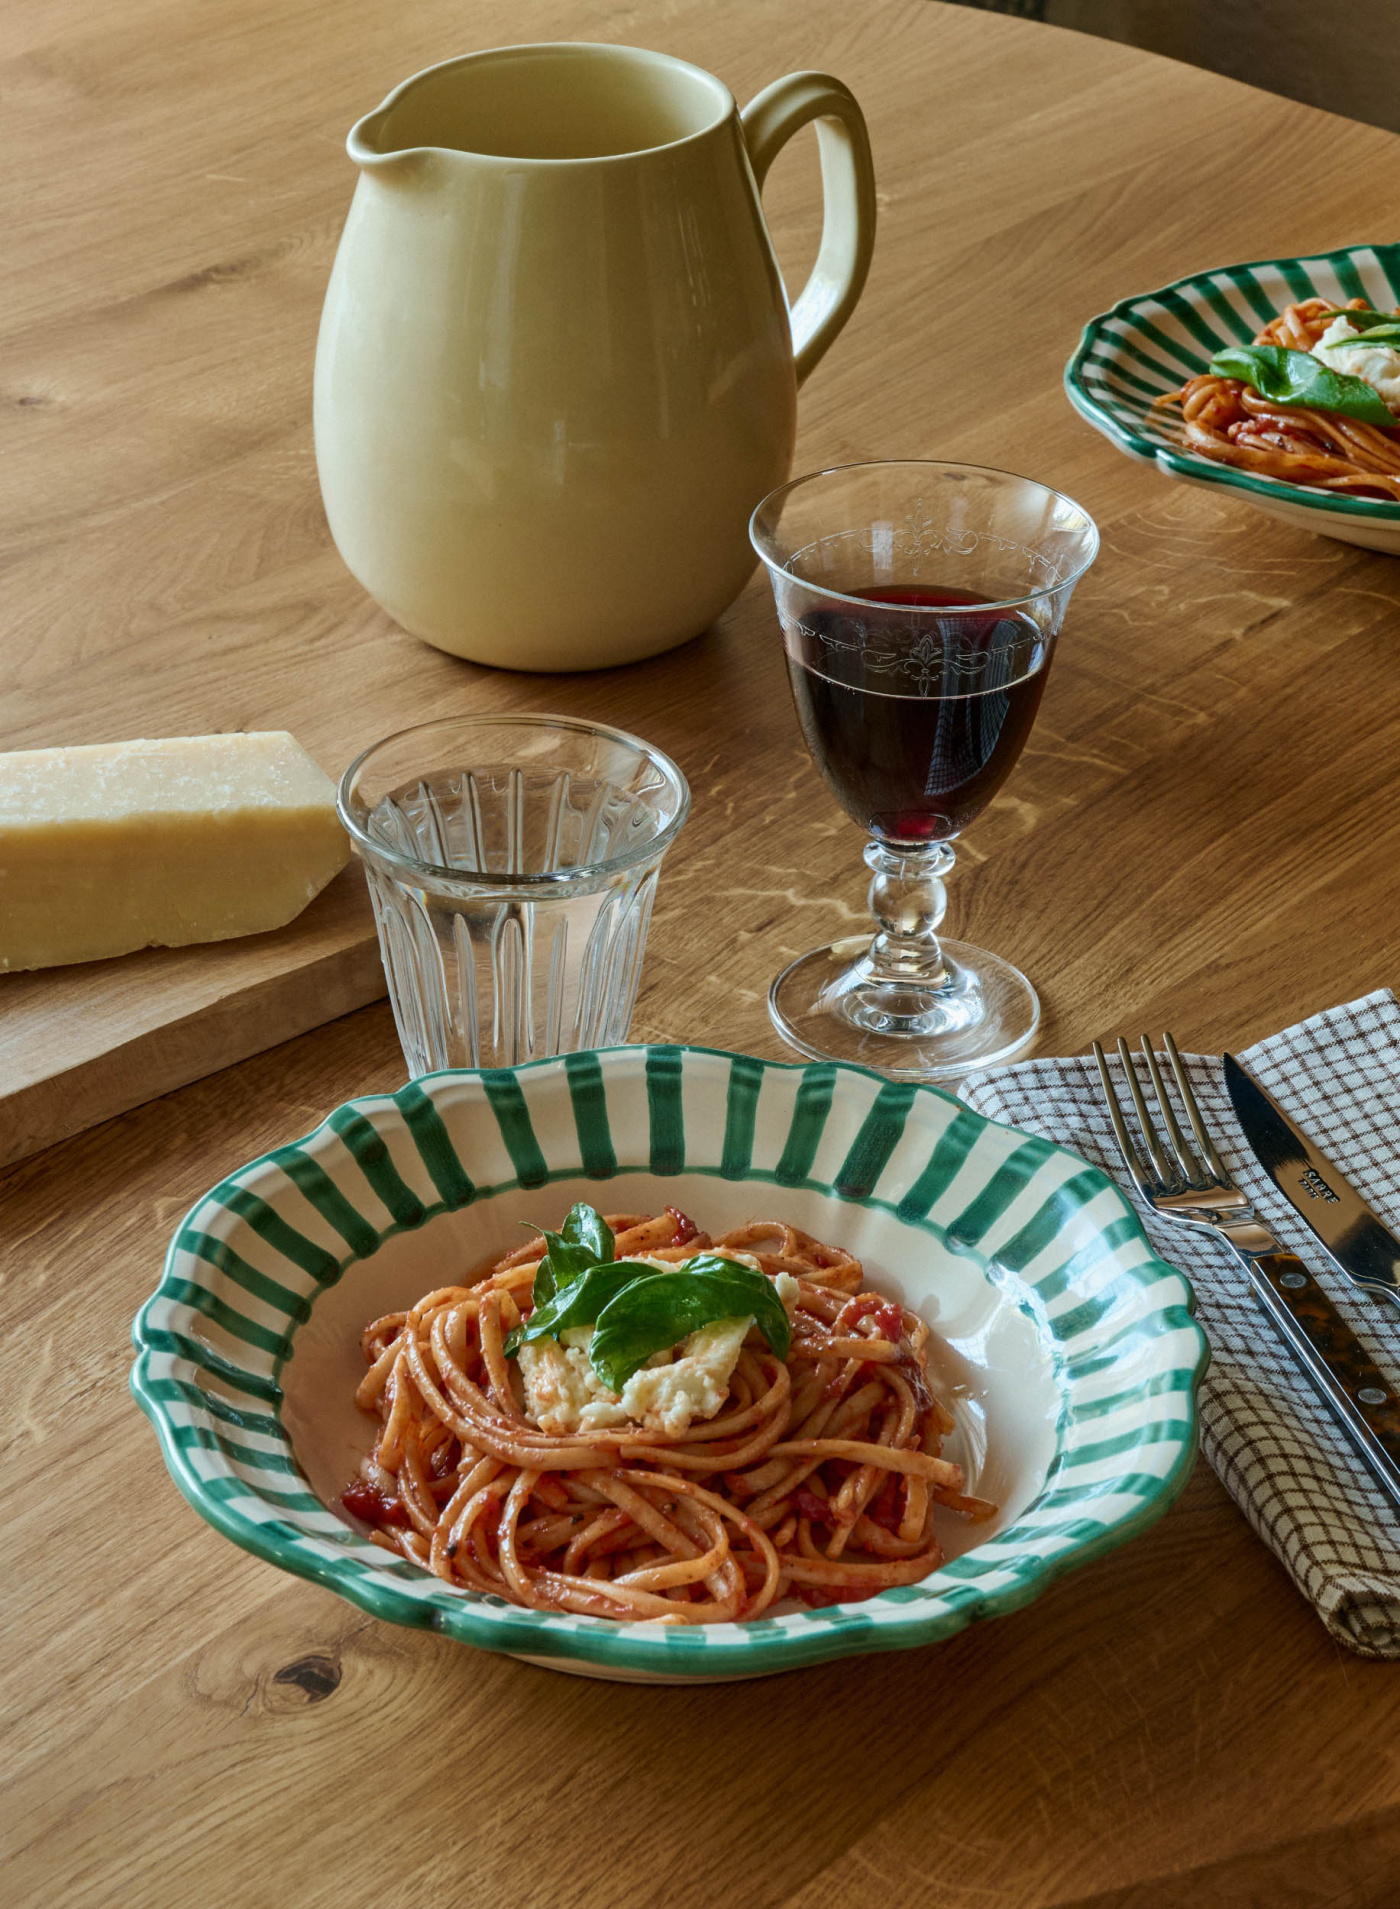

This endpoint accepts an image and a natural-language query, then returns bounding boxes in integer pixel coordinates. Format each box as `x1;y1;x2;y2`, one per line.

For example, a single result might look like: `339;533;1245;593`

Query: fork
1094;1032;1400;1512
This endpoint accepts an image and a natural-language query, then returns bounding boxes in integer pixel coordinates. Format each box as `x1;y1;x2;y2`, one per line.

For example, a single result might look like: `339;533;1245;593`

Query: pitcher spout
345;53;498;174
345;59;467;173
347;103;426;174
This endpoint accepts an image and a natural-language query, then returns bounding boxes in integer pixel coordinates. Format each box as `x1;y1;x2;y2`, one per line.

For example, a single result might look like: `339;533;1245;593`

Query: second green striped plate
1065;242;1400;553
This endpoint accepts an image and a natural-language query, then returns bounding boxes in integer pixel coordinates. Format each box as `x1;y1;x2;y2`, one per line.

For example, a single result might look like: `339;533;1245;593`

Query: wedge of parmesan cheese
0;731;350;971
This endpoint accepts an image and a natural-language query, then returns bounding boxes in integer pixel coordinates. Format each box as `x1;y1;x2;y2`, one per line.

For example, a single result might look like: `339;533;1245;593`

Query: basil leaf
1308;311;1400;347
1210;344;1396;425
523;1227;596;1308
1343;324;1400;346
1313;308;1400;346
520;1203;615;1309
589;1260;791;1393
506;1205;614;1353
1318;307;1398;331
561;1202;614;1266
511;1259;674;1351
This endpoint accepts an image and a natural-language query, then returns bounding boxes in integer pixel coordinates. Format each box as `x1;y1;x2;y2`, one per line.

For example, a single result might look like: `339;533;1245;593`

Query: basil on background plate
1312;309;1400;347
1340;324;1400;347
1209;344;1396;426
1317;306;1400;337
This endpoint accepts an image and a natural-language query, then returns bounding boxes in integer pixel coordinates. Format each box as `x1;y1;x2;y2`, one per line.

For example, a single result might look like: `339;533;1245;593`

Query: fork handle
1244;1249;1400;1508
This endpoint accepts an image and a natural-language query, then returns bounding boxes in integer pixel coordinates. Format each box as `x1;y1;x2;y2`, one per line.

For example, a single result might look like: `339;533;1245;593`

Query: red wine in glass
784;582;1050;844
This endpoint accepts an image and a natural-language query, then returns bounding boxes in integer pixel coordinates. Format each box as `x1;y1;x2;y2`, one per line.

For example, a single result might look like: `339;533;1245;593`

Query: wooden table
7;1;1400;1902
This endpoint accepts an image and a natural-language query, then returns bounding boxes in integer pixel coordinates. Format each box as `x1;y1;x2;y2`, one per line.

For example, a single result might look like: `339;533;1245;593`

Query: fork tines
1092;1032;1228;1199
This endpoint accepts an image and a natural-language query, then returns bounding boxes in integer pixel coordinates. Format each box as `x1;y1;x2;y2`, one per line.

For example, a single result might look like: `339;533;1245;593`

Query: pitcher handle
741;72;876;388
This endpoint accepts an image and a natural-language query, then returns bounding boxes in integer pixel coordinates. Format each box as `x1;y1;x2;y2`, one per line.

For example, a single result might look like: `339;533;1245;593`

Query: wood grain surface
6;1;1400;1905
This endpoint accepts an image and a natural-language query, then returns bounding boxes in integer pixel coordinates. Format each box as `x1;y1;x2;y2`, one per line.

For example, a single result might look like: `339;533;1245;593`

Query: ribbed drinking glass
338;714;689;1074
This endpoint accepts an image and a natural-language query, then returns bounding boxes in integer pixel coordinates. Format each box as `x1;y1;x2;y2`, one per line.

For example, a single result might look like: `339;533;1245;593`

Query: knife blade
1224;1052;1400;1300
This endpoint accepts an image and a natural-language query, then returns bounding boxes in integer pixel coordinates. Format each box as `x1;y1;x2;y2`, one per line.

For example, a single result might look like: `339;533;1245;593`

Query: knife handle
1245;1250;1400;1508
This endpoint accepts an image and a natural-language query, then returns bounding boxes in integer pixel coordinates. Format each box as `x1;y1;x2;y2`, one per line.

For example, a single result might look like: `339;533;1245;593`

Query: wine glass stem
863;839;955;987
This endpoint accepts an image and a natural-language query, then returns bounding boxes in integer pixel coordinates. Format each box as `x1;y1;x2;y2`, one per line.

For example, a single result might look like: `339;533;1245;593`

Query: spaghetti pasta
342;1207;994;1623
1153;297;1400;499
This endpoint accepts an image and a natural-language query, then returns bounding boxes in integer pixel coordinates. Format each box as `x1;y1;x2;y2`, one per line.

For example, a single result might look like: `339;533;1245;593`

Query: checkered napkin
961;989;1400;1658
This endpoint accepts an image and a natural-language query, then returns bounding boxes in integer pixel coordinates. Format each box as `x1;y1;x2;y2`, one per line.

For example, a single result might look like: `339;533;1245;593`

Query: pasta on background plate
1156;296;1400;500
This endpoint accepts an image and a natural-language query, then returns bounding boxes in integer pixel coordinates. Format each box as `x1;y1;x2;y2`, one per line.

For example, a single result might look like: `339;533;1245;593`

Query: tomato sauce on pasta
342;1207;995;1623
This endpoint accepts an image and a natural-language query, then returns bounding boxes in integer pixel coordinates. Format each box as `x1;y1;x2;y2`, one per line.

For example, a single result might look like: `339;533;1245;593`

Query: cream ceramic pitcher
314;42;875;671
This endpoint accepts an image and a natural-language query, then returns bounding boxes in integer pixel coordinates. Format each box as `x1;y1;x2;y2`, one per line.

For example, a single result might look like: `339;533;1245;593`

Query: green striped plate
131;1045;1207;1681
1066;243;1400;552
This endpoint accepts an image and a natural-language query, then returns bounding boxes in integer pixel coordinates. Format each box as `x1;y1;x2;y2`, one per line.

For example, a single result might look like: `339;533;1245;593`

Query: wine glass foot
768;938;1040;1082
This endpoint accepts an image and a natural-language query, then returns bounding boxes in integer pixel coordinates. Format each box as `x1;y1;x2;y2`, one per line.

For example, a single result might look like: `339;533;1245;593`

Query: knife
1224;1054;1400;1306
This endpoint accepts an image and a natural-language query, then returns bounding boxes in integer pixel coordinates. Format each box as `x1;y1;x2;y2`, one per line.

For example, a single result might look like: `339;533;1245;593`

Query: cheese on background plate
1311;316;1400;408
0;731;350;971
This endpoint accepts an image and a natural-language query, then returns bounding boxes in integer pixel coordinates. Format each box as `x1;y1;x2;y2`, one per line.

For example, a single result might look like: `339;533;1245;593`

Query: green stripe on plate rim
1065;241;1400;520
131;1042;1207;1677
563;1051;619;1178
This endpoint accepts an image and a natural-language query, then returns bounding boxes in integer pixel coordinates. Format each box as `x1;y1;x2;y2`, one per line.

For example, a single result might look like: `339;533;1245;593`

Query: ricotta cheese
515;1334;631;1436
516;1250;795;1438
617;1315;753;1436
1310;316;1400;410
518;1315;754;1437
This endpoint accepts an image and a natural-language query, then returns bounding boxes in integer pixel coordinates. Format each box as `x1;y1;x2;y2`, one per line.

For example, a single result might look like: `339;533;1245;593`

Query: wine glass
749;461;1099;1079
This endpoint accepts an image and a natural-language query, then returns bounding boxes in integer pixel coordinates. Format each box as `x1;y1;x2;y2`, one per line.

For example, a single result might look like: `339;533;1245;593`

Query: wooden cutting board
0;865;386;1169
